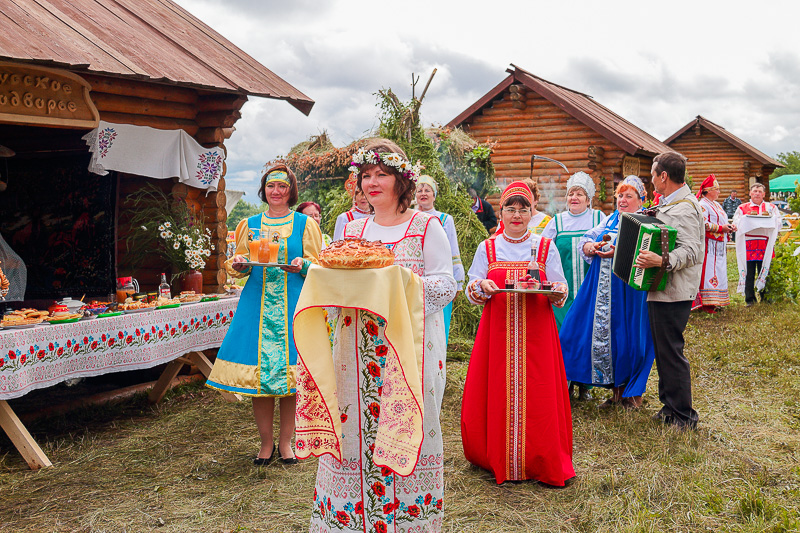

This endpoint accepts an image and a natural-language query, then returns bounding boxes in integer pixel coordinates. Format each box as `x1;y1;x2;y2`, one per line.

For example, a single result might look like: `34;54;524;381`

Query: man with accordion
633;151;704;430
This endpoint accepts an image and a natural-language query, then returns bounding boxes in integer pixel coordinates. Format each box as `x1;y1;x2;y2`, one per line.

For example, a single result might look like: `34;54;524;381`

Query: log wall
463;87;654;216
84;74;244;294
667;126;778;200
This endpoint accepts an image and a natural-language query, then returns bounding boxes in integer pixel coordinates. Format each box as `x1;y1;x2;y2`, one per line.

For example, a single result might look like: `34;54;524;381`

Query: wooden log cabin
664;116;783;199
447;64;671;215
0;0;313;301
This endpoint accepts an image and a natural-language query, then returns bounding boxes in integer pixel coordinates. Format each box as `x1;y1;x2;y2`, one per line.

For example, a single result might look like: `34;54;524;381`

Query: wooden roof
448;64;671;157
664;115;783;168
0;0;314;115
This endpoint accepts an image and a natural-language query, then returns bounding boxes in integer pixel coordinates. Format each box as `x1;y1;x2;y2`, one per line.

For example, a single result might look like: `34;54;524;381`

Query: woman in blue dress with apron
559;176;655;409
207;165;322;465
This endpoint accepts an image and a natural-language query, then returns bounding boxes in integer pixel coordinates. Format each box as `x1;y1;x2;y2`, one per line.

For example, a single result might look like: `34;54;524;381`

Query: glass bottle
527;249;540;282
159;273;171;299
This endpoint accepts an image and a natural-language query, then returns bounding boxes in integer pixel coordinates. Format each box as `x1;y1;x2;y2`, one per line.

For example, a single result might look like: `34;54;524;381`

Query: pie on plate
319;239;394;269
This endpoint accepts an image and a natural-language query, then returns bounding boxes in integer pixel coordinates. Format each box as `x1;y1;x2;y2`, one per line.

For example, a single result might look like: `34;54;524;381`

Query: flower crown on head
348;147;423;183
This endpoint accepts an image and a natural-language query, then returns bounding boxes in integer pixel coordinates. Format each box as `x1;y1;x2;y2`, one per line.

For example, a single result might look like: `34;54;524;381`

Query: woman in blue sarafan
207;165;322;464
559;176;655;409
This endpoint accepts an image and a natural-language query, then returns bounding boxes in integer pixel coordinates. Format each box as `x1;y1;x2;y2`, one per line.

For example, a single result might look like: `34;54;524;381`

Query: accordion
612;213;677;291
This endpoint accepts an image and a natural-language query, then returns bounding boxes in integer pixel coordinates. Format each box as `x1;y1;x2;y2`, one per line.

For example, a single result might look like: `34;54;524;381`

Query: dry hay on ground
0;284;799;531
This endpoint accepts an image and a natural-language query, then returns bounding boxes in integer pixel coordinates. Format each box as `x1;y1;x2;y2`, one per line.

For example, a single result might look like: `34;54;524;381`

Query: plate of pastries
177;291;203;304
2;308;49;328
155;297;182;309
46;313;83;324
319;239;395;269
117;299;157;312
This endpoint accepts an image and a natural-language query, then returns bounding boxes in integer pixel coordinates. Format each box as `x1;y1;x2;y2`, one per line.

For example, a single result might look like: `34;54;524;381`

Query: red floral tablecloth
0;298;239;400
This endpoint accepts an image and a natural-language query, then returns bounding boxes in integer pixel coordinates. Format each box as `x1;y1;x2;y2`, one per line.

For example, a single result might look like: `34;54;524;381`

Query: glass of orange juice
248;229;261;262
260;230;276;264
268;231;280;263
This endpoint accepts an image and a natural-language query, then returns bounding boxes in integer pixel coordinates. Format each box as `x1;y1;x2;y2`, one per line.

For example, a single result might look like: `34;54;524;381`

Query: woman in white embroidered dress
308;139;456;533
415;174;464;343
692;174;734;312
333;185;372;241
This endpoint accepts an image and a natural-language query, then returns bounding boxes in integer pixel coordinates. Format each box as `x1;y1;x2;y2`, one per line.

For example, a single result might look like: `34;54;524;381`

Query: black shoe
279;456;299;465
652;409;697;430
651;408;670;423
253;442;276;466
598;399;619;410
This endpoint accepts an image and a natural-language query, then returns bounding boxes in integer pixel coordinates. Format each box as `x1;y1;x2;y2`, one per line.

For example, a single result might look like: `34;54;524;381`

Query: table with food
0;288;241;469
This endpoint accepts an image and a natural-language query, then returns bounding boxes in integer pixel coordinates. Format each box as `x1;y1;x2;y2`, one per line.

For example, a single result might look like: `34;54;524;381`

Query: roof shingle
0;0;314;114
448;64;670;157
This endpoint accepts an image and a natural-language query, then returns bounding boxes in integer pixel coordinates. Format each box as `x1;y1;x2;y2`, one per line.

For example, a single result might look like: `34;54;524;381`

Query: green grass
0;252;798;532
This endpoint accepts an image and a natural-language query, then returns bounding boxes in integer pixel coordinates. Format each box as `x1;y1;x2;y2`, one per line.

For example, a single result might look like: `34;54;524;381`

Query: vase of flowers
125;185;215;290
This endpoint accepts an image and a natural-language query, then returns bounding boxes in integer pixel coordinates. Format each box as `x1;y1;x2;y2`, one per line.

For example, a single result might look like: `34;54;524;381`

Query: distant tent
769;174;800;193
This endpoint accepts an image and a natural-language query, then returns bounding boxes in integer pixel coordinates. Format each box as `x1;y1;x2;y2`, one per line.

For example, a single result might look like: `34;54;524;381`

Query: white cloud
175;0;800;198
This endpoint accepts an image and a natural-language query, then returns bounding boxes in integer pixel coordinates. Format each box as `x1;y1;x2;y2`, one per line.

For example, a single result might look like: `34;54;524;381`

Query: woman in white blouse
415;174;464;342
306;139;455;532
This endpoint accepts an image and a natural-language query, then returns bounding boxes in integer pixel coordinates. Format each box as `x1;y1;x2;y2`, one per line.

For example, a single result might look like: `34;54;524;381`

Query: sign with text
622;155;640;178
0;61;99;128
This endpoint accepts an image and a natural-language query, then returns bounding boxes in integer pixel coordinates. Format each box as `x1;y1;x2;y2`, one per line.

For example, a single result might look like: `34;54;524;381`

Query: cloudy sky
174;0;800;201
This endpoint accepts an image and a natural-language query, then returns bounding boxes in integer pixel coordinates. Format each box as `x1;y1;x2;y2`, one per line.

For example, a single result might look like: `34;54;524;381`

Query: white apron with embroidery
695;197;730;307
310;212;452;533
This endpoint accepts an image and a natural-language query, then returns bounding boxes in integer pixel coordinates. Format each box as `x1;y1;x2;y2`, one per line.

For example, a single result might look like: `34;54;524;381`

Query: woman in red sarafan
461;180;575;486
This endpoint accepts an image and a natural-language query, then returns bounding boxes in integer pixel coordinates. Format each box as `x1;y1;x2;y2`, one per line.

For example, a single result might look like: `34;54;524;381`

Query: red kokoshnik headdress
697;174;717;199
500;181;534;206
493;181;535;236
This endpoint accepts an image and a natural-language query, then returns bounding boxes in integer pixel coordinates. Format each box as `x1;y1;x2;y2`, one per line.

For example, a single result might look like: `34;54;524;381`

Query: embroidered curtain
83;121;225;191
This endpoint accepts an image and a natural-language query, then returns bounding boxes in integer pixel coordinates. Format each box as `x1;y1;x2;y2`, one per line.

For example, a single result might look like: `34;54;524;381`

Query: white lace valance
82;121;225;191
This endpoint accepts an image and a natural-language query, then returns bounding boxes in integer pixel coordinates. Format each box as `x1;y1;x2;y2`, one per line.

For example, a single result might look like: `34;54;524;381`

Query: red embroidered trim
501;232;531;244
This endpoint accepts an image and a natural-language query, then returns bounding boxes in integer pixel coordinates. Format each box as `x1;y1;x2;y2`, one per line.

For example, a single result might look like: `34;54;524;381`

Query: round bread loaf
319;239;394;269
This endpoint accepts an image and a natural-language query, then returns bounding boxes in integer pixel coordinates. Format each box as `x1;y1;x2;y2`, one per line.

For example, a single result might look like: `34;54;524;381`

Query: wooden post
148;352;241;403
147;359;186;404
186;352;241;402
0;401;52;470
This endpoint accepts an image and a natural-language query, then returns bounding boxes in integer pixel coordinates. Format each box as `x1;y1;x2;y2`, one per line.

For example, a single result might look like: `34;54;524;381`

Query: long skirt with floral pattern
310;308;446;533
